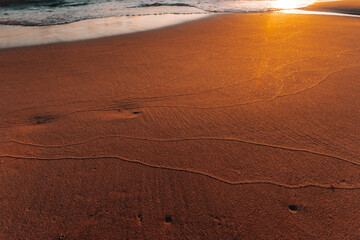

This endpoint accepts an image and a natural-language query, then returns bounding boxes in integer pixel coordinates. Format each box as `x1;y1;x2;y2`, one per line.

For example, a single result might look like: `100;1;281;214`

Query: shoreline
2;0;360;50
0;14;210;50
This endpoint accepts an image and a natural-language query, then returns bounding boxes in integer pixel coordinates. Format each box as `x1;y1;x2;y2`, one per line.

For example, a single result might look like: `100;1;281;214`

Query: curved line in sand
0;58;298;116
1;52;359;117
80;66;346;108
18;64;357;120
1;135;359;167
138;65;360;109
46;64;359;114
0;155;359;190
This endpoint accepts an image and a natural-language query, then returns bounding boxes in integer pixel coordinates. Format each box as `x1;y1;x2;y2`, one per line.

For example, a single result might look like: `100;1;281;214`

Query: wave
0;0;314;26
131;2;196;8
0;0;90;8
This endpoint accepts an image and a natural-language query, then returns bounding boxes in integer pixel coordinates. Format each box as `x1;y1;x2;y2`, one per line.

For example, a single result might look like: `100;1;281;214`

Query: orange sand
1;13;360;239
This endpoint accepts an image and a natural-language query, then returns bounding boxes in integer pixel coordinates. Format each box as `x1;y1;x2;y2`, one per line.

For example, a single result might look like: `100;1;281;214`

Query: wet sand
303;0;360;14
0;14;208;49
1;12;360;239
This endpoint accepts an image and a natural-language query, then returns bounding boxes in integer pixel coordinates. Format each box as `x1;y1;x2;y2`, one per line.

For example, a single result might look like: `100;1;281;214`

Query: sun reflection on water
274;0;315;9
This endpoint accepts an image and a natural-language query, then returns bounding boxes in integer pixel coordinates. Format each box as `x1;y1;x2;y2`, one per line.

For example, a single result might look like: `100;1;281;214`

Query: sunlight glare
275;0;308;9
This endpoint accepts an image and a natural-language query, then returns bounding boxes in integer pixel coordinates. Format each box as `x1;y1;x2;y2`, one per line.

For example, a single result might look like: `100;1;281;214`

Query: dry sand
1;11;360;239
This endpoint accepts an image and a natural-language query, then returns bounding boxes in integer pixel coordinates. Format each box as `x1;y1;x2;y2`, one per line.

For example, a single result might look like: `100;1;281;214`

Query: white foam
0;1;354;50
0;0;316;25
0;14;208;49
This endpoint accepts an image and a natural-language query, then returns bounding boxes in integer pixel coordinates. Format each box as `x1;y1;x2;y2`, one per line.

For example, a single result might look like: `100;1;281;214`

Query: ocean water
0;0;318;48
0;0;315;26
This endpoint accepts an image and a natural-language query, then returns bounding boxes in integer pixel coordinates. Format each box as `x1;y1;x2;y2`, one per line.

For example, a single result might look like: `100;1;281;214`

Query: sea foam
0;0;315;26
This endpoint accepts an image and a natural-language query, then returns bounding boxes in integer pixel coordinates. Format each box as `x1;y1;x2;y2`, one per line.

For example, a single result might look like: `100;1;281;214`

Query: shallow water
0;0;315;26
0;0;351;49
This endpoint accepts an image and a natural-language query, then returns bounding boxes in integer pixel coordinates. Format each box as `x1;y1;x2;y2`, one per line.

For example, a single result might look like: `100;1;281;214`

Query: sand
1;11;360;239
0;14;209;49
303;0;360;14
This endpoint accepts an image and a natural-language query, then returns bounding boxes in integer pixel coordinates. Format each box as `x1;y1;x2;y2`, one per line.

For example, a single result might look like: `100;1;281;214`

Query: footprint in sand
288;205;299;213
137;214;143;224
164;215;173;224
34;115;54;125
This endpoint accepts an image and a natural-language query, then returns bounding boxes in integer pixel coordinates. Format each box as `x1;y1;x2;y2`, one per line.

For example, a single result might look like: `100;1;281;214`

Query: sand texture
1;13;360;239
303;0;360;14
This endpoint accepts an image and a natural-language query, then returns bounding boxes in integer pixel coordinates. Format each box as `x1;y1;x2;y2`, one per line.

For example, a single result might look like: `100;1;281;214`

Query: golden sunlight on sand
1;1;360;238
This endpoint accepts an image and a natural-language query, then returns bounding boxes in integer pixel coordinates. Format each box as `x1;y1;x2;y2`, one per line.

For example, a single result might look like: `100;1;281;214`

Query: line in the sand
1;50;359;117
0;154;359;191
55;65;355;112
127;65;360;110
0;57;301;115
0;64;356;125
2;135;360;167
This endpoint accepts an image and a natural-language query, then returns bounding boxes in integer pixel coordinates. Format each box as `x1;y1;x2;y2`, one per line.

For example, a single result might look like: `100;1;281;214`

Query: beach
1;5;360;240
